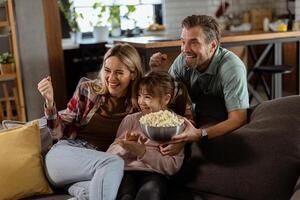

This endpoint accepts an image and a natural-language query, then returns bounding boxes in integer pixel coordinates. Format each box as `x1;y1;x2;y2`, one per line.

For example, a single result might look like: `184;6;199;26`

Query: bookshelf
0;0;26;121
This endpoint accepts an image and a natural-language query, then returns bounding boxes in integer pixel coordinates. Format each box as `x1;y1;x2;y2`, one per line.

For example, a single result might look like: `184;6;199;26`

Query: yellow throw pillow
0;121;53;200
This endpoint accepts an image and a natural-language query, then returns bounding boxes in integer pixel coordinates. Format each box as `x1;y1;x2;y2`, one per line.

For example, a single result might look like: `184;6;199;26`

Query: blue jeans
45;139;124;200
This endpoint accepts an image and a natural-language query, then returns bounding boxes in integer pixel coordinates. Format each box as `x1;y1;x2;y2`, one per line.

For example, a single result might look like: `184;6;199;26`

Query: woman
37;43;143;200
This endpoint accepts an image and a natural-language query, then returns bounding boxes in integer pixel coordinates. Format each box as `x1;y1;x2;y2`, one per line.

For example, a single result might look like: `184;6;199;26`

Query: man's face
180;26;216;71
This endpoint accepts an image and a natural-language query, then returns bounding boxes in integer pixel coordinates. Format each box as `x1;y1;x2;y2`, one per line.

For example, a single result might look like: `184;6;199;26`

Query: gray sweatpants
45;140;124;200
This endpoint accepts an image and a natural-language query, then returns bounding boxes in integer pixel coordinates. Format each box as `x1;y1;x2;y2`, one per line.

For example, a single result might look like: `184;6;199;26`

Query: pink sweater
107;112;184;176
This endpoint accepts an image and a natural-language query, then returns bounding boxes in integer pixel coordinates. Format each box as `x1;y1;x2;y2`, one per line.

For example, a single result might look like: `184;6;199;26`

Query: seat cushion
0;121;53;200
23;194;71;200
175;95;300;200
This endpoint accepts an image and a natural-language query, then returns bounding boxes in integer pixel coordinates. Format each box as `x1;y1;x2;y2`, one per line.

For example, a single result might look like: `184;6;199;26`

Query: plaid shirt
45;78;134;140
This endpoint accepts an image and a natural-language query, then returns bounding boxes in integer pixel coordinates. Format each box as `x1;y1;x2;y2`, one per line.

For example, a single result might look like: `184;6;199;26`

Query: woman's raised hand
37;76;54;108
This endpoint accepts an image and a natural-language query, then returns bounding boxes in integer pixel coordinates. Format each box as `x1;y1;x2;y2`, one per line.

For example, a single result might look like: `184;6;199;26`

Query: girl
107;70;192;200
37;43;143;200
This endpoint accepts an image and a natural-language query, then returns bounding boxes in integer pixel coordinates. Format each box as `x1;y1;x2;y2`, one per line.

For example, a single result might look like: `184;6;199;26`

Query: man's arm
205;109;247;139
171;109;247;143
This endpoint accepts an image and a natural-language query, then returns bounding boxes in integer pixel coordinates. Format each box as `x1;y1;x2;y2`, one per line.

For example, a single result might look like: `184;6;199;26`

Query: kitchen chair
251;64;293;100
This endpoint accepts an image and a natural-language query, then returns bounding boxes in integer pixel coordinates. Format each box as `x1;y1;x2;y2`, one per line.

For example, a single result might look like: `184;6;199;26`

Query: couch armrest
290;189;300;200
290;176;300;200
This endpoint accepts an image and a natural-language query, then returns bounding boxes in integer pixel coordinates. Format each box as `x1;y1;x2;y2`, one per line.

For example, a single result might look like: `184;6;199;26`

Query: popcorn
139;110;184;127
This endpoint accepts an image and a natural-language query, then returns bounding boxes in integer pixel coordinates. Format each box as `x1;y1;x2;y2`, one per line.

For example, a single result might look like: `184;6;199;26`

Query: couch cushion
23;194;71;200
175;96;300;200
2;117;53;156
0;121;53;200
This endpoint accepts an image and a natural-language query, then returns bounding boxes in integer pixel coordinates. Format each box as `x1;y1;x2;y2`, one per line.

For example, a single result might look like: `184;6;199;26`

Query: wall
163;0;297;36
296;0;300;21
14;0;50;120
13;0;67;120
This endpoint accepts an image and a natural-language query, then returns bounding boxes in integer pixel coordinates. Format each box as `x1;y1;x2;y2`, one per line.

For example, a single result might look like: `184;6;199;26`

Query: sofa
2;95;300;200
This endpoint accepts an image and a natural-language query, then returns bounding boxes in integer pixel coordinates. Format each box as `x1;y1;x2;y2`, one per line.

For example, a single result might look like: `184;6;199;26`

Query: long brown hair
94;43;143;108
135;71;189;116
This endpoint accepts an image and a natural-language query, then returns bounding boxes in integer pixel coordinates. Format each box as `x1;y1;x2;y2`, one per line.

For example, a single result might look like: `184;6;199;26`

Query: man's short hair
181;15;220;44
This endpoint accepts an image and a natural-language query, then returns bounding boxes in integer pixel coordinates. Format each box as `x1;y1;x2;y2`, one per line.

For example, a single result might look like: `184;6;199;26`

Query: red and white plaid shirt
45;78;134;140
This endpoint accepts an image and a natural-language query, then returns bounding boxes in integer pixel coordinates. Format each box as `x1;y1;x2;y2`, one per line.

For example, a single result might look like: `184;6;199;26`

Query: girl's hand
125;132;148;143
125;132;140;141
117;132;148;157
170;118;201;143
159;142;185;156
117;139;146;157
37;76;54;108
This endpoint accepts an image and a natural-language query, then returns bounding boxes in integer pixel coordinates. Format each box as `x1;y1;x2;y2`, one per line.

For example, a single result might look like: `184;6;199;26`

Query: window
72;0;161;33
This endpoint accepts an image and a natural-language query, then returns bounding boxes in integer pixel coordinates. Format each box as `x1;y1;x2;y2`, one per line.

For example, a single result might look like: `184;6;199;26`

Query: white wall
296;0;300;21
163;0;297;36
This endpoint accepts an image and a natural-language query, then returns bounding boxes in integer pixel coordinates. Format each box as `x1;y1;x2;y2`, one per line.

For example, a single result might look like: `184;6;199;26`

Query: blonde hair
94;43;143;107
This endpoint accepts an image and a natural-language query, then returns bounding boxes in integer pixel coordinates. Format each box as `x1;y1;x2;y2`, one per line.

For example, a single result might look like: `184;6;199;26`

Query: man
150;15;249;144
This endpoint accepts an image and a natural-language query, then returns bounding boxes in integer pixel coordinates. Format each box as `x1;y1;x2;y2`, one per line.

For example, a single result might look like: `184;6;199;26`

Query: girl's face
138;86;171;114
103;56;135;97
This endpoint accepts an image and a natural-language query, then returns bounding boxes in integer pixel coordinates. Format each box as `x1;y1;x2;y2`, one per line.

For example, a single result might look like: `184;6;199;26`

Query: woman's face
138;86;170;114
103;56;135;97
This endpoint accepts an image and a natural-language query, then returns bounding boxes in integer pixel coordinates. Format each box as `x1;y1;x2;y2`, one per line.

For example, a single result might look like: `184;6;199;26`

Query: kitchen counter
114;31;300;98
114;31;300;48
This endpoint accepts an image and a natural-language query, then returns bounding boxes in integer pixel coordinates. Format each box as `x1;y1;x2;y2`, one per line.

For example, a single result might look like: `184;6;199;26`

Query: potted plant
0;52;15;74
58;0;83;43
92;2;109;42
108;5;136;37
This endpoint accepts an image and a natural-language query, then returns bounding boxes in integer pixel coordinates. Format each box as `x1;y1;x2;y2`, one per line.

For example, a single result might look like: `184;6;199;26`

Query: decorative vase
93;26;109;42
0;63;15;74
111;27;121;37
69;32;82;44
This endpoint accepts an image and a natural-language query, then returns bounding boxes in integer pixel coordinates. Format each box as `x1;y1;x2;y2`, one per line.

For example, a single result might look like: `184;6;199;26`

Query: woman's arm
38;77;92;140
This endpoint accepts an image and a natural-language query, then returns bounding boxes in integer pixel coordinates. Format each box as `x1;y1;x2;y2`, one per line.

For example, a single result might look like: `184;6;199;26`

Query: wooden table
114;31;300;98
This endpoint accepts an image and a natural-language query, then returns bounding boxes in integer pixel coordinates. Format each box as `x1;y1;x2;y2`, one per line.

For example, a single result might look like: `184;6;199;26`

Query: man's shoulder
219;47;244;64
169;53;186;78
170;53;185;70
217;47;246;73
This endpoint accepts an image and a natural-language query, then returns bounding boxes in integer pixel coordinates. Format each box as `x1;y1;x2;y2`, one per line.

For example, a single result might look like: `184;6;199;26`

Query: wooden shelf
0;0;26;121
0;21;9;28
0;33;11;38
0;73;17;81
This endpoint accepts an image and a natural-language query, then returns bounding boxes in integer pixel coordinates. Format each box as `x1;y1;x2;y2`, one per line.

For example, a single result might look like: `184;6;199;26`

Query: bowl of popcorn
139;110;185;142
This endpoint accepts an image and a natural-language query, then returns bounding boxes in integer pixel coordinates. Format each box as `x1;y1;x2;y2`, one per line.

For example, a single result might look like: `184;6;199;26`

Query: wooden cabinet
0;0;26;121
